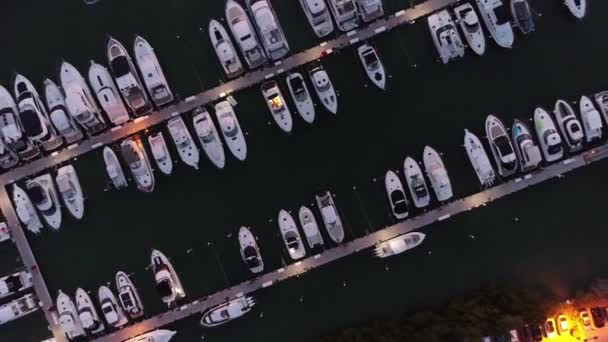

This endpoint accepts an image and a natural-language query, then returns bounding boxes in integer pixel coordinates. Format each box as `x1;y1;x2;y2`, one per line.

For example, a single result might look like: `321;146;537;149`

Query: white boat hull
98;286;128;328
193;108;225;169
56;165;85;220
464;129;496;187
148;132;173;175
286;73;315;124
239;226;264;274
374;232;425;258
12;184;43;234
422;146;453;201
75;288;105;335
315;191;344;244
133;36;174;106
88;61;131;126
357;44;386;90
580;96;603;142
103;147;128;190
476;0;514;49
298;206;324;248
215;101;247;161
57;290;86;339
385;170;408;219
167;117;199;170
403;157;430;208
454;3;486;56
309;66;338;114
278;210;306;260
209;19;244;78
27;174;62;230
534;107;563;162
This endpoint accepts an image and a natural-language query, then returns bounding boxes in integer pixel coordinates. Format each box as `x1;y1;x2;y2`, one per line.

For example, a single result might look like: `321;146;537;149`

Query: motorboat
214;101;247;161
427;10;466;64
167;117;200;170
239;226;264;274
200;295;255;327
315;191;344;244
0;294;38;325
246;0;290;61
192;107;225;169
262;81;293;133
286;73;315;124
0;140;18;169
43;79;83;144
225;0;267;69
98;285;128;328
151;249;186;306
485;115;518;177
356;0;384;22
309;65;337;114
564;0;586;19
511;119;542;172
116;271;144;319
0;270;32;300
134;36;174;106
12;184;43;234
209;19;244;78
123;330;177;342
511;0;535;34
299;0;334;38
103;147;128;190
56;165;85;220
553;99;584;152
0;222;9;243
57;290;86;339
464;129;496;187
327;0;359;32
594;91;608;124
534;107;563;162
454;3;486;56
422;146;453;201
88;61;130;125
0;85;39;161
579;96;603;142
374;232;425;258
120;136;155;192
148;132;173;176
476;0;514;48
107;37;153;116
26;174;62;230
403;157;431;208
385;170;408;219
298;206;324;248
278;210;306;260
75;288;105;335
357;44;386;90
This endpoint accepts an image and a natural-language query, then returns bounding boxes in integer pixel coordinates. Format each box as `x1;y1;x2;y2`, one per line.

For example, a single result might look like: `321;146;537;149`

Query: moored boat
209;19;244;78
262;80;293;133
0;85;39;161
476;0;514;48
148;132;173;176
98;285;128;328
123;330;177;342
564;0;586;19
299;0;334;38
286;72;315;124
298;206;324;248
0;270;32;300
133;35;174;106
464;129;496;187
309;65;338;114
26;174;62;230
579;95;603;142
200;295;255;327
485;114;518;177
245;0;290;61
278;210;306;260
511;119;542;172
427;10;466;64
510;0;535;34
103;146;128;190
327;0;359;32
454;3;486;56
0;294;38;325
151;249;186;306
214;101;247;161
120;136;155;192
315;191;344;244
357;43;386;90
57;290;86;339
56;165;85;220
422;146;453;201
12;184;43;234
594;91;608;124
356;0;384;22
239;226;264;274
374;232;425;258
553;99;584;152
225;0;267;69
43;79;83;144
88;61;130;125
534;107;563;162
116;271;144;319
75;288;105;335
403;156;431;208
385;170;408;219
193;107;225;169
167;117;199;170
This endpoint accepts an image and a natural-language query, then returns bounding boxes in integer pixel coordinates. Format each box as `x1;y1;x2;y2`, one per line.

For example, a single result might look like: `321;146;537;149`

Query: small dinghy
511;119;542;173
148;132;173;176
374;232;425;258
75;288;105;335
167;117;199;170
357;44;386;90
225;0;267;69
454;3;486;56
385;170;408;219
43;79;83;144
476;0;515;48
214;101;247;161
299;0;334;38
579;95;603;142
56;165;85;220
422;146;453;201
534;107;563;162
298;206;324;248
120;136;155;192
403;157;431;208
123;330;176;342
133;36;174;107
262;81;293;133
152;249;186;306
193;107;225;169
26;174;62;230
485;114;518;177
209;19;244;79
12;184;43;234
464;129;496;187
57;290;86;339
278;210;306;260
103;146;128;190
98;285;128;328
511;0;535;34
564;0;586;19
116;271;144;319
200;295;255;327
239;226;264;274
315;191;344;244
88;61;130;126
309;65;338;114
594;91;608;124
286;73;315;124
553;99;584;152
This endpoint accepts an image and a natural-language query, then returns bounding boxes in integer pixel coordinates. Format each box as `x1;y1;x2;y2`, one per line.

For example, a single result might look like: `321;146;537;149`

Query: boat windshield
220;115;239;138
101;304;115;315
243;246;257;258
156;279;173;297
336;0;355;15
20;108;43;137
494;5;510;25
119;292;134;308
363;50;378;66
289;77;305;95
111;56;130;77
27;186;45;206
246;257;260;268
413;179;428;198
121;143;142;168
495;136;514;156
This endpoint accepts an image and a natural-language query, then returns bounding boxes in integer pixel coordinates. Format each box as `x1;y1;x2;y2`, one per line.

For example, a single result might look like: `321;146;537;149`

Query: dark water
1;0;608;341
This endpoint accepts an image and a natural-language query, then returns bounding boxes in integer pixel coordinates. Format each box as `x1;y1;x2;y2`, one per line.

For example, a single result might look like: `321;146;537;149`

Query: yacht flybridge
315;191;344;244
57;290;85;340
427;10;465;64
193;107;225;169
262;80;293;133
476;0;514;49
167;117;200;170
0;85;39;161
299;0;334;38
464;129;496;187
120;136;155;193
200;295;255;327
56;165;85;220
327;0;359;32
225;0;267;69
151;249;185;306
239;226;264;274
454;3;486;56
374;232;425;258
133;35;174;106
209;19;244;78
88;60;130;126
246;0;290;61
43;79;83;144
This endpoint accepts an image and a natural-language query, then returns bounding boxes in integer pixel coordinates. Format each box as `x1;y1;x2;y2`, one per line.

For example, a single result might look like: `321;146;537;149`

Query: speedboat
193;107;225;169
309;65;337;114
564;0;586;19
75;288;105;335
286;73;315;124
0;294;38;325
579;96;603;142
374;232;425;258
225;0;267;69
422;146;453;201
315;191;344;244
403;157;430;208
553;99;584;152
594;91;608;124
385;170;408;219
57;290;86;339
534;107;563;162
103;147;128;190
26;174;62;230
107;37;153;116
43;79;83;144
239;226;264;274
167;117;199;170
133;36;174;106
148;132;173;176
200;296;255;327
427;10;466;64
512;119;542;172
454;3;486;56
298;206;324;248
116;271;144;319
464;129;496;187
214;101;247;161
327;0;359;32
151;249;186;306
123;330;177;342
56;165;85;220
299;0;334;38
485;115;518;177
476;0;515;48
120;136;155;193
208;19;244;78
262;81;293;133
98;285;128;328
356;0;384;22
357;44;386;90
246;0;290;61
88;61;130;125
0;85;39;161
0;270;32;300
511;0;535;34
0;140;18;169
12;184;43;234
278;210;306;260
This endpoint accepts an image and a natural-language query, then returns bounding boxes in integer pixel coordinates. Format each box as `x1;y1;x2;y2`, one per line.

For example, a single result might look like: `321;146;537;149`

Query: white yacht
209;19;244;78
511;119;542;173
26;174;62;230
579;96;603;142
151;249;185;306
403;157;431;208
56;165;85;220
107;37;153;116
120;136;155;193
246;0;290;61
315;191;344;244
57;290;86;339
427;10;466;64
454;3;486;56
148;132;173;175
88;61;130;125
374;232;425;258
75;288;105;335
262;81;293;133
278;210;306;260
298;206;324;248
134;36;174;107
214;101;247;161
43;79;83;144
534;107;563;162
116;271;144;319
422;146;453;201
103;147;128;190
464;129;496;187
239;226;264;274
286;73;315;124
328;0;359;32
225;0;267;69
476;0;514;49
309;65;338;114
0;270;32;300
564;0;586;19
0;85;39;161
123;330;177;342
511;0;535;34
357;44;386;90
98;285;128;328
0;222;9;243
594;91;608;124
0;140;18;170
12;184;43;234
193;107;225;169
385;170;408;219
553;99;584;152
299;0;334;38
200;296;255;327
167;117;199;170
356;0;384;22
0;294;38;325
485;115;518;177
